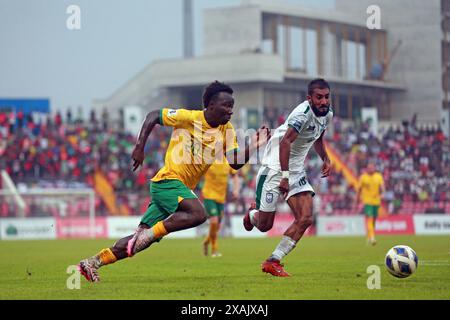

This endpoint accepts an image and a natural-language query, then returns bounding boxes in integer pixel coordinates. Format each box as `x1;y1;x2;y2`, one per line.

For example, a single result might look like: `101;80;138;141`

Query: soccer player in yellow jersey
355;163;386;246
202;160;240;257
77;81;270;282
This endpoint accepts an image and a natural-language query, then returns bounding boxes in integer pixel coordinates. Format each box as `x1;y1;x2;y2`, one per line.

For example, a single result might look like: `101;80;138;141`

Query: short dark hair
203;81;233;107
308;78;330;96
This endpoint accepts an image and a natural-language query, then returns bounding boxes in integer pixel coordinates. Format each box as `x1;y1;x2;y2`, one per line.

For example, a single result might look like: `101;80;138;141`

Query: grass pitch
0;236;449;300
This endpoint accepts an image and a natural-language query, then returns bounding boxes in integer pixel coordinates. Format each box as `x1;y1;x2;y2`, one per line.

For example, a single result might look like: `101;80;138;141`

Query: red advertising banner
56;217;108;239
267;214;316;237
374;215;415;235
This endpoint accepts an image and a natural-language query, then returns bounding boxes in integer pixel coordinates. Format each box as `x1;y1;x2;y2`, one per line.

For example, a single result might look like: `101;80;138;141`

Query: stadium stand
0;109;448;217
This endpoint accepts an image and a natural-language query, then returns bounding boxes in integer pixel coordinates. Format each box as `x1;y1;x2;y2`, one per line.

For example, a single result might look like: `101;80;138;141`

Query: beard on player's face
310;101;330;117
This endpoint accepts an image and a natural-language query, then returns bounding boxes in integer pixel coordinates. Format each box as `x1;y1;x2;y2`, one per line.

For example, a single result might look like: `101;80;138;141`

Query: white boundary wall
413;215;450;235
0;218;56;240
317;216;366;236
1;215;449;240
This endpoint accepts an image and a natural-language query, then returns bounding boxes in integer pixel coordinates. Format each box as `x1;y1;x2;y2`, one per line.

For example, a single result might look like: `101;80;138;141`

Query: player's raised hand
321;158;331;178
132;147;145;171
279;178;289;199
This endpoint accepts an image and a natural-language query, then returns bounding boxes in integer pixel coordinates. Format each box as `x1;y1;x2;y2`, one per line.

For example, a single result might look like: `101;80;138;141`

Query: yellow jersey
202;160;237;204
151;108;239;190
358;172;385;206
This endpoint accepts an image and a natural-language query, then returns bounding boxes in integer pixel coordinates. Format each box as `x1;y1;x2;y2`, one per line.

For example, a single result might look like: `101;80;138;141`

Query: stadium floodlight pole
183;0;194;58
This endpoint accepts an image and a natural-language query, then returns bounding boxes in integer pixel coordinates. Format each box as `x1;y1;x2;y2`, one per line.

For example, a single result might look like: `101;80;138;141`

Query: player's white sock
269;236;297;261
249;209;259;226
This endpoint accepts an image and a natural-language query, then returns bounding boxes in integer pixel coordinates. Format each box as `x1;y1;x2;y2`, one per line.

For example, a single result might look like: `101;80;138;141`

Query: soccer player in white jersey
243;78;333;277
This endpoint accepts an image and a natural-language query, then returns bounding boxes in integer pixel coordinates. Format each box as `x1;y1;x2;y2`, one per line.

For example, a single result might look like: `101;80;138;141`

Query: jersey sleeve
287;108;310;133
223;122;239;155
160;108;193;128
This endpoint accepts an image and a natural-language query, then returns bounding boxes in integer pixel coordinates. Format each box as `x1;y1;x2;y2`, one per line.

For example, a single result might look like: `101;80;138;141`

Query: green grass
0;236;449;300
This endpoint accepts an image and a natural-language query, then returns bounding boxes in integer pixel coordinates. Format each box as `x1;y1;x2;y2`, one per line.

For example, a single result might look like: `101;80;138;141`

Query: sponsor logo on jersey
291;121;303;131
266;193;274;203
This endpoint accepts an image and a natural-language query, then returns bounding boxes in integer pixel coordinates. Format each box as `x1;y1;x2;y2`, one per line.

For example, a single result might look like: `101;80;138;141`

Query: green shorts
141;180;198;227
203;199;224;218
364;205;380;218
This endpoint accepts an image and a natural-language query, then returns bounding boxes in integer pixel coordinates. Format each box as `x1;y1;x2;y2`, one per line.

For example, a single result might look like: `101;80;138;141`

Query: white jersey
261;100;333;173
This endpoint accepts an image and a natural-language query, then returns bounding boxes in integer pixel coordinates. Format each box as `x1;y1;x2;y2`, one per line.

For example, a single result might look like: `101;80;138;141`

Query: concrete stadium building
92;0;448;134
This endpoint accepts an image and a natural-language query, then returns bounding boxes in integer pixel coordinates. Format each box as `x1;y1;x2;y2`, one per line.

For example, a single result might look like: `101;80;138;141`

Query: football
385;245;419;278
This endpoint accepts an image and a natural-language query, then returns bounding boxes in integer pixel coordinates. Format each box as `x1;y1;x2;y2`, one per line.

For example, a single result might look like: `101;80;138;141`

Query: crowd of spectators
0;109;169;216
1;109;448;218
330;117;449;214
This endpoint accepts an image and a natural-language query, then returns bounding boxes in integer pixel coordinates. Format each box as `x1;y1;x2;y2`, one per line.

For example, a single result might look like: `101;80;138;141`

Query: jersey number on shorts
299;177;307;186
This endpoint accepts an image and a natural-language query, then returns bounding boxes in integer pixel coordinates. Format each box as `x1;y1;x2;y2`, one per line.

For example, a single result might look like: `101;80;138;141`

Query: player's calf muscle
186;212;207;228
111;235;134;259
164;209;206;232
254;212;274;232
284;214;313;240
257;220;273;232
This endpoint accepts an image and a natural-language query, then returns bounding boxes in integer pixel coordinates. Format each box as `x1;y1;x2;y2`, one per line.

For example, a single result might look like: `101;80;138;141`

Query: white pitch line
419;260;450;266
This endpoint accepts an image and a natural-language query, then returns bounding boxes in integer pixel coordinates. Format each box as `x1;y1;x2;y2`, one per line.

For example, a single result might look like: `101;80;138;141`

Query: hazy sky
0;0;334;114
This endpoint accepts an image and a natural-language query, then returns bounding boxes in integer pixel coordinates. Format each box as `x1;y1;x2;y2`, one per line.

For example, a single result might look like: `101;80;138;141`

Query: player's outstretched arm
227;126;270;171
132;110;161;171
313;131;331;178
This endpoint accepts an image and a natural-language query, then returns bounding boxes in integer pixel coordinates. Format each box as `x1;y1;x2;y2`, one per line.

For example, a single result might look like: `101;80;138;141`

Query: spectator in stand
101;108;109;131
54;111;62;128
89;109;97;130
66;108;73;124
17;110;24;129
76;106;84;124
